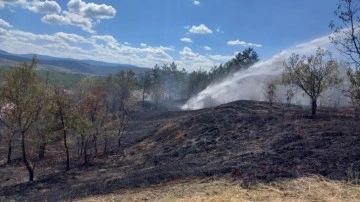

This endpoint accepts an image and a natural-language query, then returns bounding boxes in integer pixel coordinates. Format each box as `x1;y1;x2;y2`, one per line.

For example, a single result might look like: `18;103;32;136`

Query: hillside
0;49;148;76
1;100;360;201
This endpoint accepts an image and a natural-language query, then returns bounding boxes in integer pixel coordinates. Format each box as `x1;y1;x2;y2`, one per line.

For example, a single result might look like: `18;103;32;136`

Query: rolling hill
0;49;148;76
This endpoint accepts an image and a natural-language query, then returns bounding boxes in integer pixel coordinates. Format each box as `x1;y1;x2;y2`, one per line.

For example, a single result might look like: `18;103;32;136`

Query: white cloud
67;0;116;19
67;0;85;13
204;46;212;51
227;40;262;47
177;46;232;71
54;32;87;43
92;34;119;47
82;2;116;19
179;47;198;57
0;0;61;14
180;37;192;43
41;0;116;33
42;11;94;33
189;24;213;34
0;28;178;69
0;0;27;8
2;0;25;3
140;43;147;47
193;0;200;5
0;23;235;72
28;0;61;14
41;13;68;24
209;54;232;61
0;18;12;28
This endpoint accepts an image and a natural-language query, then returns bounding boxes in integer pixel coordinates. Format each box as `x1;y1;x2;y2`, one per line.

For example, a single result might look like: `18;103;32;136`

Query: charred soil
1;100;360;201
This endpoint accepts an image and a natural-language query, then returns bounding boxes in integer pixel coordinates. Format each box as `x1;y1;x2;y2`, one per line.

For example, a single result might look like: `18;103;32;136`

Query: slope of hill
0;49;148;76
1;100;360;201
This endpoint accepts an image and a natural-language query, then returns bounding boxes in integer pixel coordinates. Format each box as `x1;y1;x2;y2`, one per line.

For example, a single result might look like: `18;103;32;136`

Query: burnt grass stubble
1;100;360;201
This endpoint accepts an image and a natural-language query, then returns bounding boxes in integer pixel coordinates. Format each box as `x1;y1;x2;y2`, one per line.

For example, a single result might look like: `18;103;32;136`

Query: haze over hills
0;49;148;76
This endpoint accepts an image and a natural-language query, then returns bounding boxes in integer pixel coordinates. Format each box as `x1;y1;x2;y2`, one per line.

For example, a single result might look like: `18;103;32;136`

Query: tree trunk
7;138;12;164
37;130;46;159
84;139;88;165
21;131;34;181
77;138;81;157
63;129;70;171
93;129;98;155
38;141;46;159
7;130;15;164
84;148;88;166
311;98;317;116
142;89;145;106
118;128;121;148
58;106;70;171
83;138;91;166
80;135;84;157
120;99;123;112
104;137;108;154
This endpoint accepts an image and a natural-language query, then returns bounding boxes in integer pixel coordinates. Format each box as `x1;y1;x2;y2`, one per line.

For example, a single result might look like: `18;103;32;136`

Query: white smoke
182;33;348;110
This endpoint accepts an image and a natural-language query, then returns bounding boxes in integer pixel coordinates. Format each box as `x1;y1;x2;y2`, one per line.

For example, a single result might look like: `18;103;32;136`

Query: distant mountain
0;49;149;76
0;49;12;55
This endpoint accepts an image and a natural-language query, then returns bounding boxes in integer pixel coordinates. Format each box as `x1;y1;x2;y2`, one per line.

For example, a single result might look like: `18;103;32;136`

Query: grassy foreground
78;175;360;202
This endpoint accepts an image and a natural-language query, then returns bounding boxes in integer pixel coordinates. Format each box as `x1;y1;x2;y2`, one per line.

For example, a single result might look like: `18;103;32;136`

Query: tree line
139;48;259;104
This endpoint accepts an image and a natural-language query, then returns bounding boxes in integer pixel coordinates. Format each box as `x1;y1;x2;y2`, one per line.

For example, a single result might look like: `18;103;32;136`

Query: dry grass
78;175;360;202
174;130;187;140
161;121;175;131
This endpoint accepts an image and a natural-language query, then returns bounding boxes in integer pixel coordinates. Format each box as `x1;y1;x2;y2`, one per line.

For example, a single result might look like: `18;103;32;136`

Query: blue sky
0;0;339;71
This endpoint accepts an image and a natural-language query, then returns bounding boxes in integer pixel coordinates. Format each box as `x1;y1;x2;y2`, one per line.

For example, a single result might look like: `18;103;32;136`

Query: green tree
33;79;53;160
0;91;17;164
187;70;209;97
0;56;46;181
209;48;259;82
106;70;136;114
0;116;16;164
227;47;259;71
76;78;108;164
139;71;152;105
50;86;75;170
346;67;360;117
281;48;341;116
151;64;165;104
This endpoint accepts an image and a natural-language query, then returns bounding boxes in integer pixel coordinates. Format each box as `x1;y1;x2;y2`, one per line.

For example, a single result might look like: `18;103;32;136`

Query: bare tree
264;79;277;106
281;48;342;116
330;0;360;66
330;1;360;116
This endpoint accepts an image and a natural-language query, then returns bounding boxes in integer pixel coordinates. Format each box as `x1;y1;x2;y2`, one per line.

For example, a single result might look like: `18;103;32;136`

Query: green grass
35;70;87;88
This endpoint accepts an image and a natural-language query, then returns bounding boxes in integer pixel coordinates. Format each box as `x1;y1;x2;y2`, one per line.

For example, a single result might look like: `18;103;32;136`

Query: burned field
1;100;360;201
